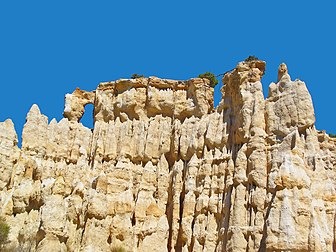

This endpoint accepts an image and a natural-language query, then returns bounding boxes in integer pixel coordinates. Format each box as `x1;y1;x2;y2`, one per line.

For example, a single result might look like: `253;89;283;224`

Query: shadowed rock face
0;60;335;252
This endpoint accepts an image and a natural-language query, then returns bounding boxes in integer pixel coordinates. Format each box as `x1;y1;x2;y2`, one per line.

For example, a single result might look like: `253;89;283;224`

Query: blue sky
1;1;335;142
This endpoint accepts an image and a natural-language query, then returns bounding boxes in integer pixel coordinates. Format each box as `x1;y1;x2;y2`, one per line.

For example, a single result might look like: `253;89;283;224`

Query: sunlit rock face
1;60;335;252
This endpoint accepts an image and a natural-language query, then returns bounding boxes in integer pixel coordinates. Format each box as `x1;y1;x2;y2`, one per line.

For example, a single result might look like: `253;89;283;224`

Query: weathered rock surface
266;63;315;138
0;60;335;251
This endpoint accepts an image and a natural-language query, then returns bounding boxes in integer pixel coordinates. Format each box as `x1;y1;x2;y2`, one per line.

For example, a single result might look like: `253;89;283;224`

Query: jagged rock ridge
0;60;335;251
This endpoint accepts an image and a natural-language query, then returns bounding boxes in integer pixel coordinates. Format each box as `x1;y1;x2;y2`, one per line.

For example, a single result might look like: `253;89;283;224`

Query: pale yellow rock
37;233;67;252
266;64;315;137
0;60;335;252
80;217;111;252
63;88;95;122
41;195;67;237
0;119;19;190
277;63;291;82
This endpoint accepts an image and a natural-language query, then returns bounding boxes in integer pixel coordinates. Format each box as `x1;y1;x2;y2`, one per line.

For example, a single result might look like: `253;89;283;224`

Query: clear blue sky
1;1;335;142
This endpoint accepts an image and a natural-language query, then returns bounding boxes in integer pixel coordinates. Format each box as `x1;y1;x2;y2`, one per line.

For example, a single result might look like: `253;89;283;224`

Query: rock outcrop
0;60;335;252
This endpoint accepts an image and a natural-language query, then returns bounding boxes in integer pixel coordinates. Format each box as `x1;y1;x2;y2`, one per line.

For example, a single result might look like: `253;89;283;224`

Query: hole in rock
80;104;94;129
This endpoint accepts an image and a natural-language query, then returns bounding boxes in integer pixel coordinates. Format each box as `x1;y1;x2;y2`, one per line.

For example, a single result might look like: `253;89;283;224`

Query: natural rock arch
63;88;95;122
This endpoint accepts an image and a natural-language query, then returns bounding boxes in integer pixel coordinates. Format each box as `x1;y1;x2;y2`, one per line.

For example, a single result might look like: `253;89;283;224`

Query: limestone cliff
0;60;335;252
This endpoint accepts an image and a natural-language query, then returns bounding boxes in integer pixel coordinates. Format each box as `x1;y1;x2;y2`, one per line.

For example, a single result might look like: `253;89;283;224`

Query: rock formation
0;59;335;251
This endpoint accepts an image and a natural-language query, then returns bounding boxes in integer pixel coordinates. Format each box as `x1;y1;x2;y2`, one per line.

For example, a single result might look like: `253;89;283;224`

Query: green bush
131;73;144;79
198;72;219;88
0;217;10;246
329;133;336;138
244;55;259;62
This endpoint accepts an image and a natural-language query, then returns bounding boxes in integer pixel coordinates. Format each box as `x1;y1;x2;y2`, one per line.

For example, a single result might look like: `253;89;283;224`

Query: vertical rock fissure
259;190;276;251
166;171;175;252
222;184;233;250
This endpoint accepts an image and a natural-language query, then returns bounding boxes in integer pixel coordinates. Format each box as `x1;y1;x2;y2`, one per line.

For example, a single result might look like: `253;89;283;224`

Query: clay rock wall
0;60;335;252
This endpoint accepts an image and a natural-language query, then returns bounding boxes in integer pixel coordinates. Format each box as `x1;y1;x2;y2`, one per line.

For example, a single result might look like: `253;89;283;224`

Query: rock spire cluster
0;59;335;251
